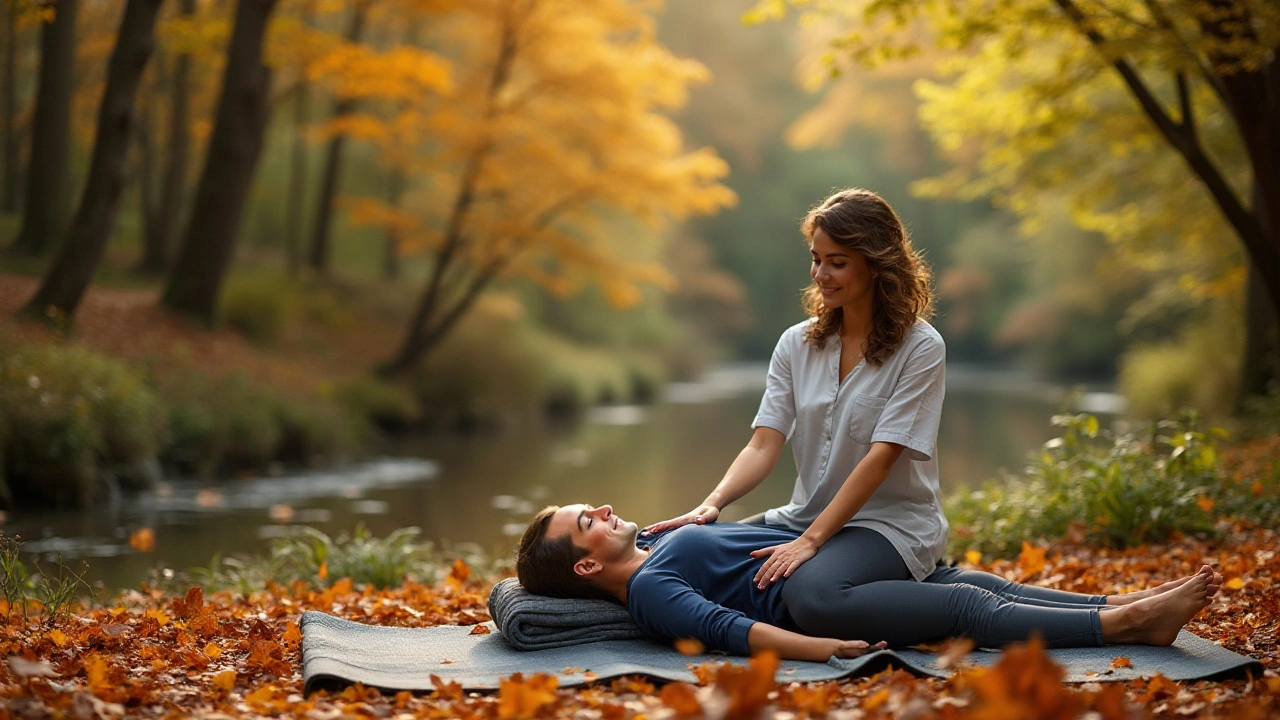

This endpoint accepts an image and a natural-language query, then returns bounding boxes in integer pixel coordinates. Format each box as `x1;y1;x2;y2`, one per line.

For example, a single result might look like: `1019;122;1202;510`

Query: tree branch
1176;70;1193;132
1138;0;1230;104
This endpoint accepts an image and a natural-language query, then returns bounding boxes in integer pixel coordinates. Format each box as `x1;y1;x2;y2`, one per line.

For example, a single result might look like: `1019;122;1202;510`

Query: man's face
546;503;638;574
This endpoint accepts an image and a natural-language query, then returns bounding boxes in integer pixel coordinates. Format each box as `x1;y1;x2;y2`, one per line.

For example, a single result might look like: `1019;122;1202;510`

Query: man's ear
574;557;603;577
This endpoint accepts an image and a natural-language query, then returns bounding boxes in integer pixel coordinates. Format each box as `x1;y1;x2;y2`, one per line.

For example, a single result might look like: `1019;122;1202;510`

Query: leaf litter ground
1;520;1277;720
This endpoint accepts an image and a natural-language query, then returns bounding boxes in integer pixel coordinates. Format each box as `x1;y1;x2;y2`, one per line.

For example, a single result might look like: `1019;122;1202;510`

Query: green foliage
945;412;1272;557
195;525;435;592
1119;305;1242;420
337;376;422;431
1240;384;1280;438
274;393;363;463
218;272;297;344
0;341;166;507
0;534;89;620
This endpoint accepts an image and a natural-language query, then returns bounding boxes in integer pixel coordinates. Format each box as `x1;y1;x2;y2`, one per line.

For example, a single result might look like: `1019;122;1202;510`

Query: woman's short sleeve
752;328;797;438
870;331;945;462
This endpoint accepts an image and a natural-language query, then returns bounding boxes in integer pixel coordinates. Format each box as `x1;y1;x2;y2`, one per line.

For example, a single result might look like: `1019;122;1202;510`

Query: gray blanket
299;611;1263;695
487;578;644;650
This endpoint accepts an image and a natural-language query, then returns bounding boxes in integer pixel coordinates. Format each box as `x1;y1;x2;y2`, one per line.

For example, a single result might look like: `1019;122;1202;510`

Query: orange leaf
1196;496;1215;512
430;674;464;701
318;561;329;581
660;682;702;716
1018;541;1047;580
1225;577;1245;590
470;624;492;635
863;687;890;712
1110;656;1132;669
674;638;705;656
448;558;471;587
129;528;156;552
203;643;222;659
282;622;303;646
498;673;559;719
145;608;170;626
47;629;69;647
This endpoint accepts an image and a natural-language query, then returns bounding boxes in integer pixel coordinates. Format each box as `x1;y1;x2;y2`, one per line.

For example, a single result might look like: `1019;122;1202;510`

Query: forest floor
1;513;1276;719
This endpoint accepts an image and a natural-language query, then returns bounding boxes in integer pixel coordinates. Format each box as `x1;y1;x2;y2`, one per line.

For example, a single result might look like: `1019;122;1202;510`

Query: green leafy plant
0;534;89;621
946;412;1273;557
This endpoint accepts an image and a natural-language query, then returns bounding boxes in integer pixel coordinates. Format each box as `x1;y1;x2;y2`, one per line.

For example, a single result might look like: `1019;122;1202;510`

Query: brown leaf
469;624;492;635
1110;656;1133;669
675;637;705;656
660;681;702;716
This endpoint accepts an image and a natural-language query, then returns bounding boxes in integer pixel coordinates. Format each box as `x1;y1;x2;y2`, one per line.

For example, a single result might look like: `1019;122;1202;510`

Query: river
4;363;1120;591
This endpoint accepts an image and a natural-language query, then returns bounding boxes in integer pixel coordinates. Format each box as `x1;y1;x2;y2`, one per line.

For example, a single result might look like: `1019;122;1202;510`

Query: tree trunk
161;0;278;321
306;0;368;276
1;0;20;212
381;165;404;280
1238;263;1279;409
21;0;163;321
136;80;161;262
8;0;76;256
137;0;195;274
283;0;314;276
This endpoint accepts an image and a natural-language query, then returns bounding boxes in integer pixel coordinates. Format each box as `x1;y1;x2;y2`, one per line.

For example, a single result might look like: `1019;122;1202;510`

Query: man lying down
514;503;1221;662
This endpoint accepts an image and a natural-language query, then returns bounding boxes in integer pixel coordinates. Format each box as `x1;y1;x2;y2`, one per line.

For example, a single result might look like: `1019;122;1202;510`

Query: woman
644;188;946;595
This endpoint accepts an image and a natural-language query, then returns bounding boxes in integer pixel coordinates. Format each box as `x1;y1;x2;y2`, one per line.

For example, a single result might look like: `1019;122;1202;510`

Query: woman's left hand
750;536;818;588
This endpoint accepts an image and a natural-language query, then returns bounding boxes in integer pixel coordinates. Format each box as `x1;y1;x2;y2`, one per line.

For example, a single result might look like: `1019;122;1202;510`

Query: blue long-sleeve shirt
627;523;802;655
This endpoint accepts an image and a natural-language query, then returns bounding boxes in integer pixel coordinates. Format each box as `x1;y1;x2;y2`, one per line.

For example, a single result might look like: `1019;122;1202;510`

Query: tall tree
136;0;196;273
305;0;370;276
363;0;735;375
758;0;1280;397
8;0;76;256
282;0;316;275
161;0;278;321
21;0;165;320
1;0;23;212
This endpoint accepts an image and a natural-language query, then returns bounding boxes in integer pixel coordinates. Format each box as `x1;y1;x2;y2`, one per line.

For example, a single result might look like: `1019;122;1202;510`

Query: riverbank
0;271;674;510
0;522;1275;718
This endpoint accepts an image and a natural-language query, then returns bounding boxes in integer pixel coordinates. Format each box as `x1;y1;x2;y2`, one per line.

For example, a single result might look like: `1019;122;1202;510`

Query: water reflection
4;364;1116;590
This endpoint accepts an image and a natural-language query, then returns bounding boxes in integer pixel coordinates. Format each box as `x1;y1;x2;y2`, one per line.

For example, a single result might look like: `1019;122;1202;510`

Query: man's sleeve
629;572;755;656
869;332;945;462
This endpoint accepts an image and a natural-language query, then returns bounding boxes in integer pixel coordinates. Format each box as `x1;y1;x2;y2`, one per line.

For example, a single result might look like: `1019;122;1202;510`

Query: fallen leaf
497;673;558;719
1111;656;1133;669
469;624;492;635
675;638;705;656
965;549;982;565
448;559;471;587
212;670;235;692
128;528;155;552
1225;577;1245;590
660;682;702;716
6;656;58;678
1018;541;1047;580
203;643;221;659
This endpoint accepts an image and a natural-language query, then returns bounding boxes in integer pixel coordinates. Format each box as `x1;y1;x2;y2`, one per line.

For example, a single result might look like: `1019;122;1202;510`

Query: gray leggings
773;526;1106;648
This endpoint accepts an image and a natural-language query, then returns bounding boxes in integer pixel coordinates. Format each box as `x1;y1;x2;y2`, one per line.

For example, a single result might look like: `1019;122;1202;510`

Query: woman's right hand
641;505;720;535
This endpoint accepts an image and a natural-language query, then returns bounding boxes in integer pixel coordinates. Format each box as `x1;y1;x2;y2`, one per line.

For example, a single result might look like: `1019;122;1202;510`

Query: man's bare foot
1103;573;1212;645
1106;566;1220;606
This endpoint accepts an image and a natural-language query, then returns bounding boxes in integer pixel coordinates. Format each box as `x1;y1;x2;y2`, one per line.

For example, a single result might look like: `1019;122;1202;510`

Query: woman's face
809;227;876;312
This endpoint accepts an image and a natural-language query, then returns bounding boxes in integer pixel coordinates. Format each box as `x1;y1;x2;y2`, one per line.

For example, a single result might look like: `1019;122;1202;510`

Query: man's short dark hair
516;505;619;603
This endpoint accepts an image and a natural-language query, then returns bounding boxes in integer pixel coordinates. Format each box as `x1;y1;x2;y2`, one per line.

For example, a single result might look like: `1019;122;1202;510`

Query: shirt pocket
847;393;887;444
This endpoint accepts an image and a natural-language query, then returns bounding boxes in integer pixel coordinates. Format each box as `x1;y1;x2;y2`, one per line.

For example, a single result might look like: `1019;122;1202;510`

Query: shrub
218;272;296;344
195;525;435;592
273;393;362;463
945;412;1271;558
338;376;421;431
0;342;165;507
1118;310;1241;420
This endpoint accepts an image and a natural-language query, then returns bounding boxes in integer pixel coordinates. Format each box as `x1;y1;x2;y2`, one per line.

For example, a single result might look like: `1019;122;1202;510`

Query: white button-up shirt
752;318;948;580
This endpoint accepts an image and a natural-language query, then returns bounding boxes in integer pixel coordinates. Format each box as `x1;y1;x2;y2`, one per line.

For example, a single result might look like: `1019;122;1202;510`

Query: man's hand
641;505;719;535
832;640;887;659
750;536;818;588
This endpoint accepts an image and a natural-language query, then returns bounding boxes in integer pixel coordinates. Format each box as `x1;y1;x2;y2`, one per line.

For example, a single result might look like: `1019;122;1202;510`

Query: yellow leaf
497;673;559;719
212;670;236;692
145;608;170;626
47;629;69;647
203;643;222;659
282;622;303;646
965;549;982;565
1225;577;1245;590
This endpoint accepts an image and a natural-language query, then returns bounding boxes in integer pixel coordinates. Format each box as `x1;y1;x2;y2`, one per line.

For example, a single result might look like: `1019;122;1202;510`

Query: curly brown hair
800;188;933;365
515;506;620;604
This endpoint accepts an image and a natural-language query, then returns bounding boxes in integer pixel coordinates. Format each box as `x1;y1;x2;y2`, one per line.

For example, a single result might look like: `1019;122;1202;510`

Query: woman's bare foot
1102;572;1212;645
1106;566;1220;606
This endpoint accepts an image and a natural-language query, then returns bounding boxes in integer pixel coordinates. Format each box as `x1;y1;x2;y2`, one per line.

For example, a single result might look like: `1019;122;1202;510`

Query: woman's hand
832;639;887;659
750;536;818;588
641;505;720;535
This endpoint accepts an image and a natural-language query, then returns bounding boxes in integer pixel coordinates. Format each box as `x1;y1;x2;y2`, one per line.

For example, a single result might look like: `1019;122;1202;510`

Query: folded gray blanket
487;577;645;650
